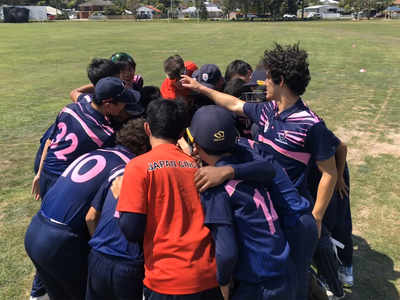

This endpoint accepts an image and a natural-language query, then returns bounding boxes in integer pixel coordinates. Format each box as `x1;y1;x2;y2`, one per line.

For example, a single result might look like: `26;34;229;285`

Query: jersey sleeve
232;143;276;187
91;180;111;211
243;102;265;124
117;160;148;214
305;122;340;162
201;189;233;226
77;93;92;104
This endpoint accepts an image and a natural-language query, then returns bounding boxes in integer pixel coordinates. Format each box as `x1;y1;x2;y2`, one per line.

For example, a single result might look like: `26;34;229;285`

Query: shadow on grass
345;235;400;300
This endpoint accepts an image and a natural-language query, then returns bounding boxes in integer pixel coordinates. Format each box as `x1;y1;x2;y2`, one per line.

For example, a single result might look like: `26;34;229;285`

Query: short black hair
262;43;311;96
164;55;185;79
141;86;161;110
224;78;250;98
146;99;188;141
115;118;150;155
87;58;120;85
225;60;253;82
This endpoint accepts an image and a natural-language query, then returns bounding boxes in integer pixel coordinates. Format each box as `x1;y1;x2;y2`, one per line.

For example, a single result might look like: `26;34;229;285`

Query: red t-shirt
160;61;198;100
117;143;218;294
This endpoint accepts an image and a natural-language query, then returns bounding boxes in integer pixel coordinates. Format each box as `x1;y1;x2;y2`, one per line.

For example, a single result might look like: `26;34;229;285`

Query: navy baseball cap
95;77;139;104
245;70;267;88
192;64;223;90
187;105;238;152
125;92;145;116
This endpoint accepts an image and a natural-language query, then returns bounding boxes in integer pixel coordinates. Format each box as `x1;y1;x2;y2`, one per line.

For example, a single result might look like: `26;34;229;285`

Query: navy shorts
143;286;223;300
25;212;89;300
86;249;144;300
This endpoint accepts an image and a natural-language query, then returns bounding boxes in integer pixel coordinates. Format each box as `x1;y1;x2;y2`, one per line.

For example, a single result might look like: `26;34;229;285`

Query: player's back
44;102;115;177
41;145;133;235
202;153;292;284
121;143;218;294
89;167;143;261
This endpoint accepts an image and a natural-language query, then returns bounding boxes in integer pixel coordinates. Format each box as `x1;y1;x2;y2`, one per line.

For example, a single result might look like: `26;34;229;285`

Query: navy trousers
25;212;89;300
231;275;295;300
31;170;58;297
323;165;353;266
284;213;318;300
86;249;144;300
143;286;223;300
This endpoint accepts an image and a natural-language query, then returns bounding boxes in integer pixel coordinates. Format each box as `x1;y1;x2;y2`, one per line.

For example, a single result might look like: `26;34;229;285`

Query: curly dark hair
262;43;311;96
116;118;150;155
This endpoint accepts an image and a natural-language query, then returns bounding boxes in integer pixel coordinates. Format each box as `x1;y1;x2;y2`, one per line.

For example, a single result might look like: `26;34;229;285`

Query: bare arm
69;84;94;102
220;283;230;300
85;206;101;236
314;155;338;237
335;142;349;199
111;176;123;199
31;138;51;200
180;75;246;116
195;166;235;193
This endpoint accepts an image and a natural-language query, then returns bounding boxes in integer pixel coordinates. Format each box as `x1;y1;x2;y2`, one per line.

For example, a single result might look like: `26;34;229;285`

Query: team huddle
26;43;353;300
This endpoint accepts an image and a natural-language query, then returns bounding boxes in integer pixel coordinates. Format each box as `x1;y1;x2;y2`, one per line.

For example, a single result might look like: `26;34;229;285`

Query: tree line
0;0;391;17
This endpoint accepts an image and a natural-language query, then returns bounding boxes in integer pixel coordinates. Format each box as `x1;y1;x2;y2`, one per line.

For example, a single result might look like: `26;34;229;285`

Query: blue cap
95;77;139;104
192;64;223;90
245;70;267;87
125;95;145;117
187;105;238;152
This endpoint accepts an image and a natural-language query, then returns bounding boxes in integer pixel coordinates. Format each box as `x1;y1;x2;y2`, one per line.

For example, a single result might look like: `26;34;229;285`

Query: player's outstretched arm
180;75;246;116
31;138;51;200
314;156;338;237
69;84;94;102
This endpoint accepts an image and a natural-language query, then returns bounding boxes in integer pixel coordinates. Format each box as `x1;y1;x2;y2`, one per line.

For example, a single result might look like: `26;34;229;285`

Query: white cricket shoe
338;265;354;288
30;294;49;300
326;289;345;300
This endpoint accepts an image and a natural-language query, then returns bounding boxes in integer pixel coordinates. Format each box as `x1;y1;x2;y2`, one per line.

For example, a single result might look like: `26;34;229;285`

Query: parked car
283;14;297;20
307;12;321;19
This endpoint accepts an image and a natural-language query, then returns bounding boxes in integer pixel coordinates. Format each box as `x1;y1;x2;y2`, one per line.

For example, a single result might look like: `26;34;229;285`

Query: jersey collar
275;98;306;121
85;101;110;124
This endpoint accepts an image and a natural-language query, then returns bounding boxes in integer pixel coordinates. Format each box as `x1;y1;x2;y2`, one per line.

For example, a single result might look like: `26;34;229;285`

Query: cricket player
25;118;146;300
187;105;295;300
181;43;345;300
84;118;149;300
32;77;141;200
160;54;198;100
117;99;223;300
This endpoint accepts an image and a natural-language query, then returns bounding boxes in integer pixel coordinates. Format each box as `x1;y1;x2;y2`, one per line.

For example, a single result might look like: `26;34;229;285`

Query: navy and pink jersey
77;93;93;104
243;99;340;200
44;102;115;177
89;167;143;261
236;138;310;223
201;152;291;283
40;145;134;236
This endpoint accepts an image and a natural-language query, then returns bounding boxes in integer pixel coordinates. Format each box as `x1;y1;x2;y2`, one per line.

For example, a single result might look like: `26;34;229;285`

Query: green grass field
0;19;399;299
